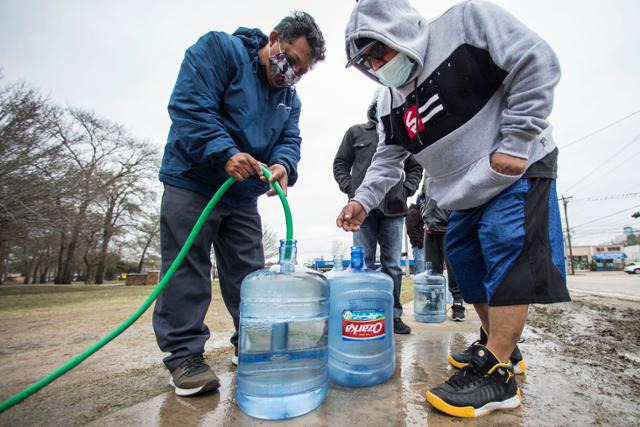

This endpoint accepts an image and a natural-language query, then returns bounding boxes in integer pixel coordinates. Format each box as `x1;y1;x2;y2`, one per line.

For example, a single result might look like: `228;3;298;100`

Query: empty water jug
327;246;395;387
236;239;329;420
414;262;447;323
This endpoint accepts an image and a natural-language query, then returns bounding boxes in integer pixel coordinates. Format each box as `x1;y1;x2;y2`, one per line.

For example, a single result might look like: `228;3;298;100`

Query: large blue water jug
414;262;447;323
326;246;395;387
236;239;329;420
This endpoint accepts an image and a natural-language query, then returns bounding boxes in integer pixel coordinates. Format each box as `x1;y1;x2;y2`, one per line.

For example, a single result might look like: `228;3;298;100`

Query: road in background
567;271;640;300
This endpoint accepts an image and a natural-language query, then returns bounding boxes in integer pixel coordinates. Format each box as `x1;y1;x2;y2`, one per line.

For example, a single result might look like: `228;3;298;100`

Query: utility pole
560;195;574;275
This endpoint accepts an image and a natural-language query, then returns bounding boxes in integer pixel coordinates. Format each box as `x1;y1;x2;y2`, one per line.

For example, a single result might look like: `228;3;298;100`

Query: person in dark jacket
333;90;423;334
421;175;466;321
155;11;325;397
405;195;425;275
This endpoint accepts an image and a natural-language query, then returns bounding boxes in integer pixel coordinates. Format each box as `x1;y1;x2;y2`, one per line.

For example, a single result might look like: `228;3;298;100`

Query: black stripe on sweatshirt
380;44;508;154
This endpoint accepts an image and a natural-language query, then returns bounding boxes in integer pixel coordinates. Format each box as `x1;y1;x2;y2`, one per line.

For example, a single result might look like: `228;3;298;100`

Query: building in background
568;243;635;271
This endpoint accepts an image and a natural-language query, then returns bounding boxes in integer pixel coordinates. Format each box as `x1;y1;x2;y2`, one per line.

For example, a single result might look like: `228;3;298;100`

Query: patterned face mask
268;41;301;88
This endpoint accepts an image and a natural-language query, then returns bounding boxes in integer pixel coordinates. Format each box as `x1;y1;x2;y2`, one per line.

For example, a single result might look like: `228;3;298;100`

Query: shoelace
445;364;485;390
460;339;482;356
183;355;208;375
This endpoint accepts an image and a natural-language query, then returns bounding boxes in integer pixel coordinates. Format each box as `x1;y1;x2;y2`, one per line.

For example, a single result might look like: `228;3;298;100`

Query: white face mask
373;52;414;88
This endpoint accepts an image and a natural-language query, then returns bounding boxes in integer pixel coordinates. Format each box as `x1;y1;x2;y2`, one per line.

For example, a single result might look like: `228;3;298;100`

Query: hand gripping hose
0;166;292;413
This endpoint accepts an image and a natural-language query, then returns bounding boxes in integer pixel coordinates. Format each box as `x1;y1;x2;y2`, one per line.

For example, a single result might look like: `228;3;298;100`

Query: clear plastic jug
414;262;447;323
236;239;329;420
327;246;395;387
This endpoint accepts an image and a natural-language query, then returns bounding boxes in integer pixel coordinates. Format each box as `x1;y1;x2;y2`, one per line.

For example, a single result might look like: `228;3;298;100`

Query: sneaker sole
231;355;238;366
451;316;466;322
169;377;220;397
426;388;522;418
447;355;527;375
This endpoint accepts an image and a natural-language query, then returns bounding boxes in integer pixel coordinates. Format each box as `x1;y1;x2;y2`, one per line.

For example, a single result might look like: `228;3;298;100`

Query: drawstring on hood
367;88;383;124
388;87;395;139
414;78;423;145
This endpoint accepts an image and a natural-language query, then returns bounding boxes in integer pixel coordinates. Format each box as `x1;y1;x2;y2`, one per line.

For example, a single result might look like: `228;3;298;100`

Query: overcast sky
1;0;639;262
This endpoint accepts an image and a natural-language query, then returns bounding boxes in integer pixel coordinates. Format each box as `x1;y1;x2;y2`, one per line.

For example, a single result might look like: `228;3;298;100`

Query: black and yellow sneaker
447;327;526;374
169;354;220;397
427;344;522;418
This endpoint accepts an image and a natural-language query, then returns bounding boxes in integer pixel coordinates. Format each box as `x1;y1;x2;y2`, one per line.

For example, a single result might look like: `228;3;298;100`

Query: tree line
0;79;161;285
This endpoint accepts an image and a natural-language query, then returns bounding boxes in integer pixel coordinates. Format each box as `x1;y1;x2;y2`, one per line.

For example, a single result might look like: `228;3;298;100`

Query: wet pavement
2;276;638;426
90;304;478;426
90;298;637;427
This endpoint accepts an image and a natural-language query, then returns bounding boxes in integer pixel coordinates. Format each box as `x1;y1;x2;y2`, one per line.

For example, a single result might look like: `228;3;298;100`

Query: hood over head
345;0;429;86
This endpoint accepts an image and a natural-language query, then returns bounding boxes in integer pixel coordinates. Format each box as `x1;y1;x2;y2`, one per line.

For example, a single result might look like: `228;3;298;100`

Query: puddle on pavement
91;326;529;426
81;298;640;426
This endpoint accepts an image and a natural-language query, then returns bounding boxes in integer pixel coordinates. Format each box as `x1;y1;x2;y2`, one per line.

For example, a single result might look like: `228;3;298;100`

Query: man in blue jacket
154;11;325;397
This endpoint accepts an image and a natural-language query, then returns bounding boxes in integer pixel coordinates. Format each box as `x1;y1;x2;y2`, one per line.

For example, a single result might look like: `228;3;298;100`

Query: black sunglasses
355;43;387;71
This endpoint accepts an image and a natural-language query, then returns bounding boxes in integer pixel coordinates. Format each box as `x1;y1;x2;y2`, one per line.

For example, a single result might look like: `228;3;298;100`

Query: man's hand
490;152;527;176
261;163;288;197
225;153;262;181
336;201;367;232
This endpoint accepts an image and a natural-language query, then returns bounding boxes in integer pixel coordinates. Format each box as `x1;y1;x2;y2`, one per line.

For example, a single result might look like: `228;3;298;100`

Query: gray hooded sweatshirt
345;0;561;211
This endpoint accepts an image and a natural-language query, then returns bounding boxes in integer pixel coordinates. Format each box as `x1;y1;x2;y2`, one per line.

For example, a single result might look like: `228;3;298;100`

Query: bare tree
1;79;160;285
0;81;63;283
52;108;158;284
93;152;157;284
133;210;160;273
262;225;280;260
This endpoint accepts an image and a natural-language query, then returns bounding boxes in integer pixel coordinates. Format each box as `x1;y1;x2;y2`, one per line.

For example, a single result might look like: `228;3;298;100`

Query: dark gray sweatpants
153;185;264;371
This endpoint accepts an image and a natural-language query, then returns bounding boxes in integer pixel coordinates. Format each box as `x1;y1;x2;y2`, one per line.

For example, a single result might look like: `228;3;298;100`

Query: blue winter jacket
159;28;302;208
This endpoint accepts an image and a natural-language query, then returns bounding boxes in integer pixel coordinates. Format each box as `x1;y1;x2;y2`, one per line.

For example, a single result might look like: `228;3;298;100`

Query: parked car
624;263;640;274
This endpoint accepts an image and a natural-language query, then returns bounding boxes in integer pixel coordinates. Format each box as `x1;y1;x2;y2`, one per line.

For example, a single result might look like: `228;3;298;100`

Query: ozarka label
342;310;385;341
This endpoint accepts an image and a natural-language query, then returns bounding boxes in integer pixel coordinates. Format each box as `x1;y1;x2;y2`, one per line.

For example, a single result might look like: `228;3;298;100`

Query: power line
573;203;640;229
562;133;640;193
575;226;640;231
590;149;640;188
560;109;640;150
570;193;640;202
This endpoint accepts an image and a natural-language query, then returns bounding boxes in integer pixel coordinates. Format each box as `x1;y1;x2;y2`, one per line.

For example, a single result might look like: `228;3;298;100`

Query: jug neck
425;261;433;274
278;239;297;273
350;245;364;271
332;254;344;272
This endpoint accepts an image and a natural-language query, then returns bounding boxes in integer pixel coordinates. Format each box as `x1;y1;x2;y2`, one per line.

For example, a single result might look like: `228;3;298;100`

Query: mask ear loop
268;38;281;57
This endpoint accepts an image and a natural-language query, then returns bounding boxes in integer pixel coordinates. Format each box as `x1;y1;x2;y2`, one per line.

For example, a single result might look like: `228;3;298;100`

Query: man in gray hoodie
336;0;569;418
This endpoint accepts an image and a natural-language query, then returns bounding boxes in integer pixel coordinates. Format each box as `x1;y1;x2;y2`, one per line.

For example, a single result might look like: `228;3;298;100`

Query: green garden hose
0;165;292;413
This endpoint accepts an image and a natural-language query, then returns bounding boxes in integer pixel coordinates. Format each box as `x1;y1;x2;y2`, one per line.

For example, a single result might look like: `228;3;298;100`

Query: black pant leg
152;185;218;371
440;236;464;303
424;233;445;273
212;203;265;350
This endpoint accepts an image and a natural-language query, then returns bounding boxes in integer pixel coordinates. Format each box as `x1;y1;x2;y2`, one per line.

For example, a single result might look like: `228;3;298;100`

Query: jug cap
350;245;364;270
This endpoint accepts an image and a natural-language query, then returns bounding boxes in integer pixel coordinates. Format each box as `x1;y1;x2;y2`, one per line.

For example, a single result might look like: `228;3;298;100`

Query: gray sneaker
169;354;220;396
